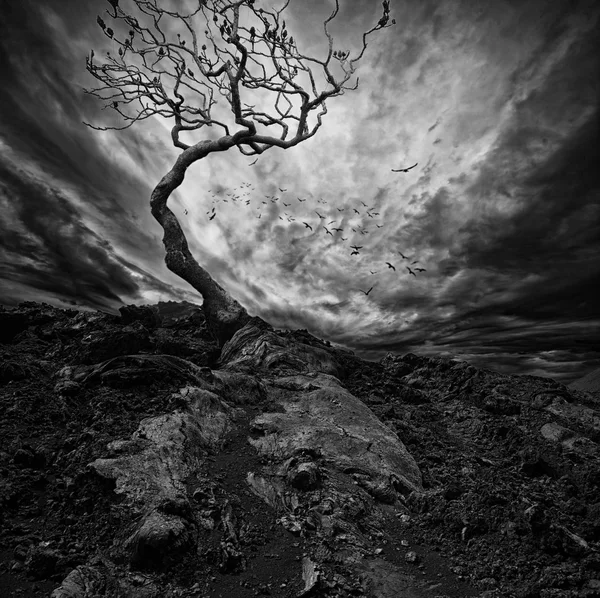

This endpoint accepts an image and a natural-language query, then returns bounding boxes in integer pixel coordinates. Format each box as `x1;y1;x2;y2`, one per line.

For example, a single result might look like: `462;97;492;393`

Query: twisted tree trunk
150;138;252;346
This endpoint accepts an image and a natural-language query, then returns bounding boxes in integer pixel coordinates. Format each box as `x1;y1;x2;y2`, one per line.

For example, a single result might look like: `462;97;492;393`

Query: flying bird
386;262;396;271
407;267;416;276
350;245;363;251
332;227;343;232
351;250;360;256
398;251;408;259
415;267;426;272
392;162;418;173
209;213;216;220
184;209;188;215
411;260;419;265
324;227;333;236
279;187;287;192
315;211;325;219
353;209;360;215
376;224;383;228
358;286;374;296
341;237;347;241
249;158;258;165
298;197;307;202
328;220;336;225
337;208;345;212
360;201;368;207
303;222;313;230
369;270;378;275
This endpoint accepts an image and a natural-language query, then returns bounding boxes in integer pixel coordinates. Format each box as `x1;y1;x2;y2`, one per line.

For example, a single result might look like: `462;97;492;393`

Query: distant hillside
569;366;600;393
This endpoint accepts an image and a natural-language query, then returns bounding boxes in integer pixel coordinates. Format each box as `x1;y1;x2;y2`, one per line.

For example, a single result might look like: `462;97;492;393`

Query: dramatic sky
1;0;599;383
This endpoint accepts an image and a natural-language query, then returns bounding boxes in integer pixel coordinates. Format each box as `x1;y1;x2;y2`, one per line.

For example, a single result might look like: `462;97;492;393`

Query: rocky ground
0;301;599;597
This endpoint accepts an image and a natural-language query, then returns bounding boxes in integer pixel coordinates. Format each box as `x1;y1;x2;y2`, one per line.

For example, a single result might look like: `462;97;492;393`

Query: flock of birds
184;164;425;298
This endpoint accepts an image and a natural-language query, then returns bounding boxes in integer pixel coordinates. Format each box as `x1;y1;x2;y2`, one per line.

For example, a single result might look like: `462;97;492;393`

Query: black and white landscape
0;1;599;596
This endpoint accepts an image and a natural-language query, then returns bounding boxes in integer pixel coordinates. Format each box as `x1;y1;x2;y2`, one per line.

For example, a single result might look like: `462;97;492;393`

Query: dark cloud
0;157;195;312
0;0;162;232
0;161;136;310
456;109;600;312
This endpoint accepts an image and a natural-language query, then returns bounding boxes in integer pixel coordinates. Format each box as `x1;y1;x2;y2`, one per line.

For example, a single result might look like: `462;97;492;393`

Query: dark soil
1;302;599;597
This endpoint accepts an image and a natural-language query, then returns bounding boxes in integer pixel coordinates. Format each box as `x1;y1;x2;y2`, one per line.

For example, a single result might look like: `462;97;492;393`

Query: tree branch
85;0;394;153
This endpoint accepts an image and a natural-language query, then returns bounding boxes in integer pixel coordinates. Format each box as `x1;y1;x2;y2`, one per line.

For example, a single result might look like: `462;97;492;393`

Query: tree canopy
86;0;394;153
84;0;395;346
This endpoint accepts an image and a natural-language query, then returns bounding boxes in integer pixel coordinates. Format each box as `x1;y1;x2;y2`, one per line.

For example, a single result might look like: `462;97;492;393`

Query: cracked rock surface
0;301;598;597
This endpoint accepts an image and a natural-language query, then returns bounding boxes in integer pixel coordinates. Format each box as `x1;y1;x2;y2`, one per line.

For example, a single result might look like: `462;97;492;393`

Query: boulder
219;320;344;377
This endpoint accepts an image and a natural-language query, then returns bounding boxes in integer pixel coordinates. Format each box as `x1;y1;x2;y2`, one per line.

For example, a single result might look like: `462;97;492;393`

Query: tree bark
150;138;252;346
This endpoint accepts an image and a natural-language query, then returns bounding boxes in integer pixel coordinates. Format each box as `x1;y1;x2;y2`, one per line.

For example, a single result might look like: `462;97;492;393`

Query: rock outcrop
0;302;598;597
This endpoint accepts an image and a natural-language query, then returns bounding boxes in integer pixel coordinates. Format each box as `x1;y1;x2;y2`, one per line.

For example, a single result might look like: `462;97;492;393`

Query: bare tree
85;0;394;345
